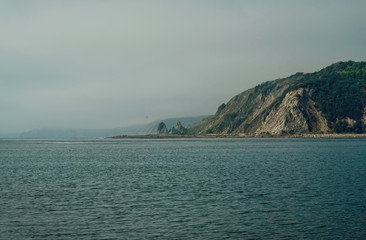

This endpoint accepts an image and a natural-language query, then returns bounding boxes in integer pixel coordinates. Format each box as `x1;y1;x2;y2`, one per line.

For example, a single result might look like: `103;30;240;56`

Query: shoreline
110;133;366;139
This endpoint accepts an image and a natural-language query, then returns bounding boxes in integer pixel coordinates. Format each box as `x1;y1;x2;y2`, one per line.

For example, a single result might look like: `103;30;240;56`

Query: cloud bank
1;0;365;133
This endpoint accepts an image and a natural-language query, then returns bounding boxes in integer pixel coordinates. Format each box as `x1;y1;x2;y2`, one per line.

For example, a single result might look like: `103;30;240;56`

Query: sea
0;138;365;239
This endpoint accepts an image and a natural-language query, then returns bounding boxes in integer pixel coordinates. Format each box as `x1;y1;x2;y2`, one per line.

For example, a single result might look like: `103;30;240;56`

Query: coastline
110;133;366;139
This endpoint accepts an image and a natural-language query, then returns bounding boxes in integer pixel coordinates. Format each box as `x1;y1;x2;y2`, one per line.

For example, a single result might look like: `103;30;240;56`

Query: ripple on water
0;138;365;239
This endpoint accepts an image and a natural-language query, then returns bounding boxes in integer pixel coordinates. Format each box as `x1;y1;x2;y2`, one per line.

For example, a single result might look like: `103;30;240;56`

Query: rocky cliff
190;61;366;135
169;120;188;135
157;122;168;134
157;120;188;135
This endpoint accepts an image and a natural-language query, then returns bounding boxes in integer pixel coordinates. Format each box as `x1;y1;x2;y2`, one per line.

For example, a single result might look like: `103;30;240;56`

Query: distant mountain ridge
190;61;366;135
18;116;207;138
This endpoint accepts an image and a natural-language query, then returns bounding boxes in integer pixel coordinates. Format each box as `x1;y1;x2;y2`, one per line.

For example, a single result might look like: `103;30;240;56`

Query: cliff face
157;120;187;135
256;88;329;134
169;120;188;135
157;122;168;134
191;61;366;135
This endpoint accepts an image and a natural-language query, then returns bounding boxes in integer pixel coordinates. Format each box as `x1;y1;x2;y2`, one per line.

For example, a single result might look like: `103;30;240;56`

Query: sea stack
157;122;168;134
169;120;188;135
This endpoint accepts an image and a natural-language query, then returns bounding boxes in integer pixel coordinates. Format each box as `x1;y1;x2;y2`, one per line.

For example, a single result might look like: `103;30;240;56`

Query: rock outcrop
256;88;329;134
157;120;188;135
169;120;187;135
157;122;168;134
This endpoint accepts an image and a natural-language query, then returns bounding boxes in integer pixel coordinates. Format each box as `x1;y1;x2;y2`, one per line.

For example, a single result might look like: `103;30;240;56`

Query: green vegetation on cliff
297;61;366;132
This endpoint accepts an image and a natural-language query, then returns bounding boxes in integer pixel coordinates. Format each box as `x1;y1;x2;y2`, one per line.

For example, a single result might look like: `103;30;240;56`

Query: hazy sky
1;0;365;133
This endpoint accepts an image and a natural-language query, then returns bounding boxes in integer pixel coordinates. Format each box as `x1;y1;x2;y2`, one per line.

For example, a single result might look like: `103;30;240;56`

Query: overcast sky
1;0;365;133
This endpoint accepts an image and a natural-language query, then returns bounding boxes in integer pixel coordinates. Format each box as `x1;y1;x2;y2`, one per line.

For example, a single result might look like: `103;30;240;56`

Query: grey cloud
1;0;365;133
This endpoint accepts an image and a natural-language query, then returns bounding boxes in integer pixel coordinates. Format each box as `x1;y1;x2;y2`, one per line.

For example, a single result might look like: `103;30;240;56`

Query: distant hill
129;116;207;135
18;116;207;138
190;61;366;135
18;128;121;139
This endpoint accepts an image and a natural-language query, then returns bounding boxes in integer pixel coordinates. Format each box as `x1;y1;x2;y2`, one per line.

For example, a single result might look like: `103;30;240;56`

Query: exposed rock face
256;88;329;134
169;120;187;135
157;120;188;135
157;122;168;134
193;76;293;135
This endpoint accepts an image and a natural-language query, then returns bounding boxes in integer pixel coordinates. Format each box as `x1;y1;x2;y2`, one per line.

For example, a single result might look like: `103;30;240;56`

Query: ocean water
0;138;365;239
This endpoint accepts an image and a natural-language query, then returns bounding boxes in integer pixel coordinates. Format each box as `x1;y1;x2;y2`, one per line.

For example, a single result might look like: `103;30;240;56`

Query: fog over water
1;0;365;134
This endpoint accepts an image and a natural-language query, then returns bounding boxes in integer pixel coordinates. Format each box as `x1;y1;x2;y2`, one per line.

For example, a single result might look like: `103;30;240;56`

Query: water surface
0;138;365;239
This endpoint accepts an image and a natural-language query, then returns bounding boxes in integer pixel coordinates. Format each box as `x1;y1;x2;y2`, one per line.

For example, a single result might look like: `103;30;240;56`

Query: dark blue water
0;138;365;239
